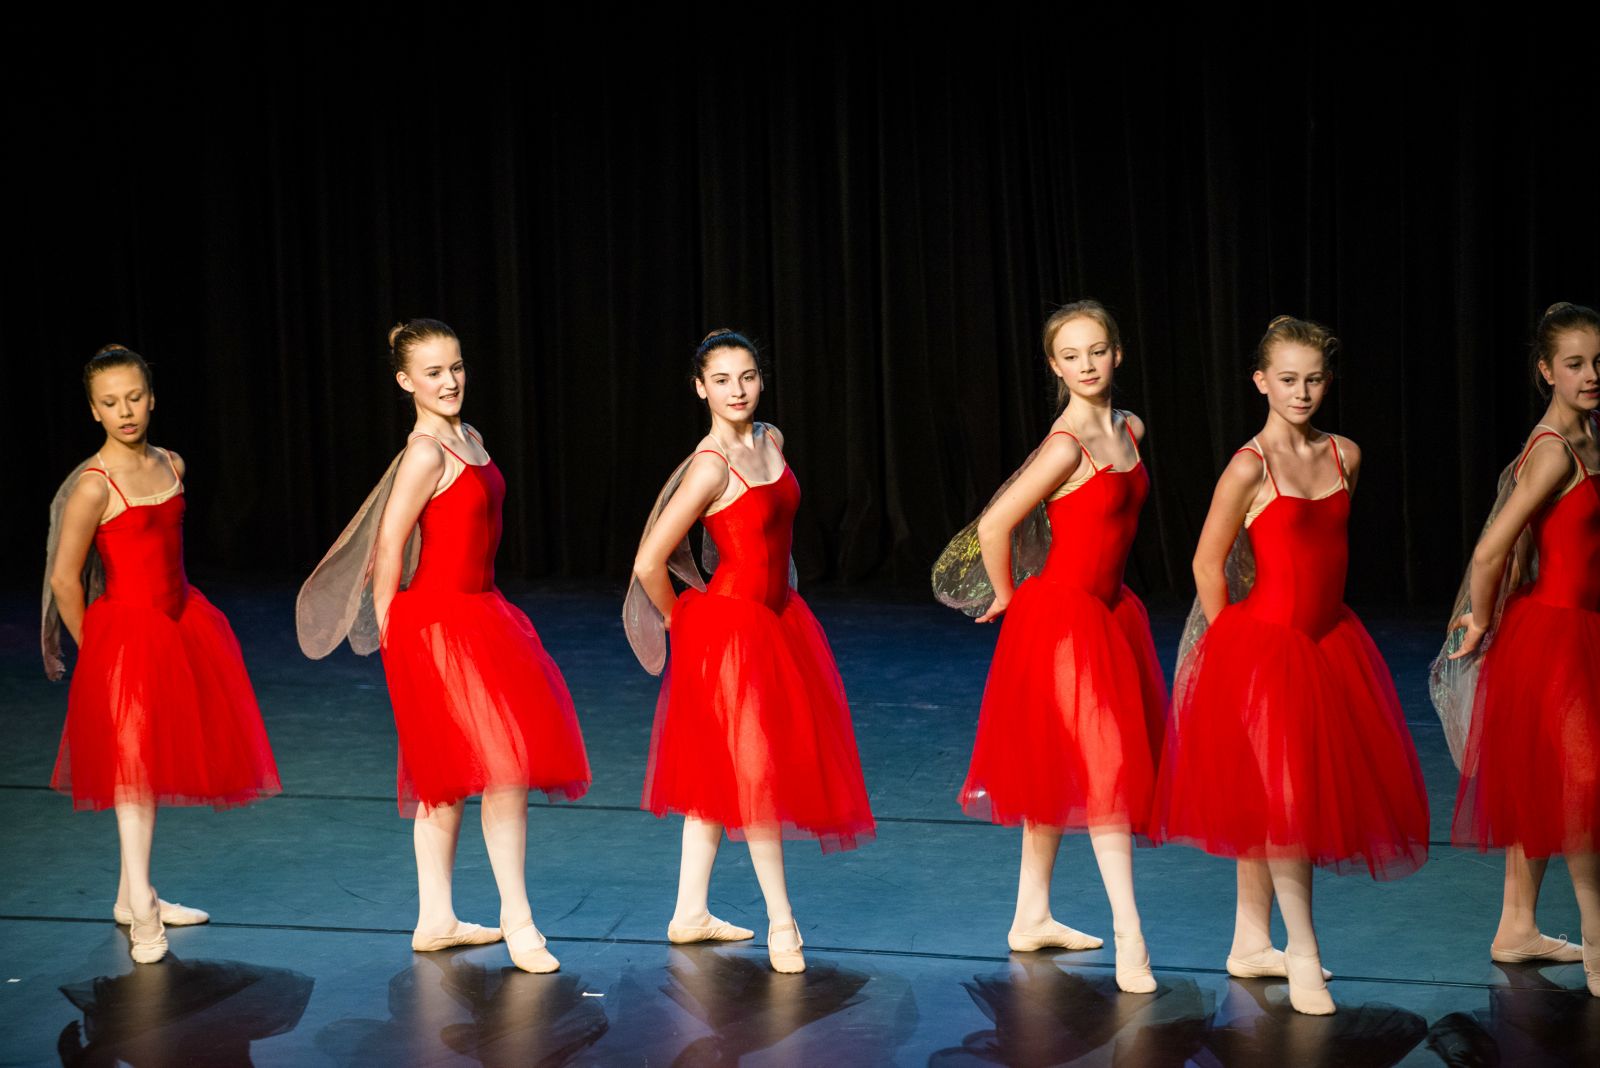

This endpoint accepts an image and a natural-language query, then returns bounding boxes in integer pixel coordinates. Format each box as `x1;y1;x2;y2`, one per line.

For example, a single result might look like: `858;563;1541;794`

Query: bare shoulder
68;465;111;508
162;447;186;480
1220;443;1266;486
1119;410;1146;443
398;435;448;475
462;421;485;446
1328;433;1360;471
1518;432;1577;485
762;423;785;450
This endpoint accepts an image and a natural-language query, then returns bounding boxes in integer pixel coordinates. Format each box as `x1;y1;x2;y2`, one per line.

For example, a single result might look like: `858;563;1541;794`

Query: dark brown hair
82;343;152;399
388;318;458;375
1531;302;1600;396
1042;300;1121;413
1254;315;1339;373
691;328;763;382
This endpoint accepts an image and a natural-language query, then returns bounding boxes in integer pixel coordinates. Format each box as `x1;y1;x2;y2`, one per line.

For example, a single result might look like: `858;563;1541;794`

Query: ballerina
297;319;590;973
625;329;875;973
44;344;281;964
931;300;1165;993
1153;315;1429;1015
1433;301;1600;995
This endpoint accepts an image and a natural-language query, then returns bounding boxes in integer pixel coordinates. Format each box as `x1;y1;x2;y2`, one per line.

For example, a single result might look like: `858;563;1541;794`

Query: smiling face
87;365;154;445
1047;316;1121;403
694;345;762;423
396;336;466;417
1539;327;1600;413
1253;341;1330;425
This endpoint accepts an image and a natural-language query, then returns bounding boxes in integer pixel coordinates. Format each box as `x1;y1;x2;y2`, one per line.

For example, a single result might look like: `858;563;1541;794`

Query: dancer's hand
975;595;1009;624
1447;612;1487;660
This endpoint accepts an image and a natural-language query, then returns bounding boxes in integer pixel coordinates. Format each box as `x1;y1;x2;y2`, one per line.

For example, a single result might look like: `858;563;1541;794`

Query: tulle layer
960;580;1167;831
644;589;875;852
1453;593;1600;857
1154;604;1429;878
382;588;590;816
52;589;281;811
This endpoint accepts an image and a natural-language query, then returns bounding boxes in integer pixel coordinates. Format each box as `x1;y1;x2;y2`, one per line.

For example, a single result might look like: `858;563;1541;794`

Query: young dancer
1434;302;1600;995
297;319;590;973
44;344;281;964
931;300;1165;993
625;329;875;974
1154;316;1429;1015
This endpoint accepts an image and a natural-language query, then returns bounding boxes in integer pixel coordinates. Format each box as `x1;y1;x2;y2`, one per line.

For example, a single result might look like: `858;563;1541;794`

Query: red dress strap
1236;441;1279;494
1122;415;1140;456
1045;429;1095;467
83;467;130;508
1328;436;1348;488
412;433;474;467
1514;430;1576;482
693;449;750;488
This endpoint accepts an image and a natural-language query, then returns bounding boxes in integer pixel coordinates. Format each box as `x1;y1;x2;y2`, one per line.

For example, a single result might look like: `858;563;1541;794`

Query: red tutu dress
1453;427;1600;857
379;436;590;816
1154;437;1429;878
959;424;1167;831
643;451;875;852
51;460;280;811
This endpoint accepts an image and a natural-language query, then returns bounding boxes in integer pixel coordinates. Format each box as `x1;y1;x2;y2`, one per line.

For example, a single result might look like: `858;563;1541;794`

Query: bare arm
1332;434;1360;495
972;435;1082;623
1193;451;1262;624
49;475;110;647
372;440;446;637
165;449;187;482
1449;439;1572;659
632;454;730;627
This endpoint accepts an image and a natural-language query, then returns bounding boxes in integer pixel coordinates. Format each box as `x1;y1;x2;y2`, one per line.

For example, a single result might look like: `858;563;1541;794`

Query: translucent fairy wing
1175;528;1257;671
41;460;107;680
624;454;709;676
294;452;421;659
931;443;1053;617
1427;458;1537;769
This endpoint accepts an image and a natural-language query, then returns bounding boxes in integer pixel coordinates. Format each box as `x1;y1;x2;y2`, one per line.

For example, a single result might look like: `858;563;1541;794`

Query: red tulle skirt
1453;592;1600;857
52;589;281;811
381;588;590;816
960;580;1167;831
644;589;875;852
1154;605;1429;878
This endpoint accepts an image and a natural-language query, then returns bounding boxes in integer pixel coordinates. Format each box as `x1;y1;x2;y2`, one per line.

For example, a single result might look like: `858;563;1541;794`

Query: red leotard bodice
406;458;506;595
1524;432;1600;612
1235;441;1350;639
94;491;189;621
702;464;800;612
1034;426;1149;605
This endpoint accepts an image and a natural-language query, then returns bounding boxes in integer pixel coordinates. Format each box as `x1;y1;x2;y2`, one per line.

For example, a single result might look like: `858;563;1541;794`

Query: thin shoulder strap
411;432;472;467
1237;438;1278;493
88;454;132;507
82;464;130;508
462;424;484;446
760;422;783;454
1120;412;1140;456
1045;429;1096;468
693;448;750;488
1328;435;1348;488
1514;425;1577;481
157;446;184;488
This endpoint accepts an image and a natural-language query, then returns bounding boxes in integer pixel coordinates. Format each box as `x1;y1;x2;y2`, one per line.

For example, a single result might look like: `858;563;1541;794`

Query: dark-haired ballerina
43;345;281;964
625;330;874;974
298;319;590;973
1154;316;1429;1015
1434;302;1600;995
931;301;1164;993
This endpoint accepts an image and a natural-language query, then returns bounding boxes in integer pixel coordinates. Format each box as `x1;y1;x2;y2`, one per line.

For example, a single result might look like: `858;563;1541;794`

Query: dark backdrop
9;15;1599;610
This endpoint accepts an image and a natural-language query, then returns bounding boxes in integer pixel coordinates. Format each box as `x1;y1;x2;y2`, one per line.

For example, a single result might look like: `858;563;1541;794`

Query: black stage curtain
10;17;1600;610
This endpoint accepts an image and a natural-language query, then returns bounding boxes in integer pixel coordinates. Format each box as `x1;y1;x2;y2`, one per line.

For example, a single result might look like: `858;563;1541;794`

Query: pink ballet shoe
1114;932;1157;994
1008;919;1103;953
1284;949;1335;1015
667;915;755;944
113;899;209;927
504;919;560;974
1226;946;1332;981
1585;938;1600;998
127;894;168;965
1490;932;1584;964
411;922;503;952
768;919;806;974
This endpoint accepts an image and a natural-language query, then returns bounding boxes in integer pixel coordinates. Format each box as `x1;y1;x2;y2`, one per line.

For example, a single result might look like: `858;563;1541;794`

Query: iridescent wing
623;453;710;676
931;442;1053;617
41;459;106;680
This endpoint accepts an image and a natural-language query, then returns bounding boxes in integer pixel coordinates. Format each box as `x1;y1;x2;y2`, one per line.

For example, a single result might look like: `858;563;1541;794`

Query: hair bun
701;328;736;344
1543;301;1577;318
1266;314;1298;330
93;343;132;359
387;323;407;349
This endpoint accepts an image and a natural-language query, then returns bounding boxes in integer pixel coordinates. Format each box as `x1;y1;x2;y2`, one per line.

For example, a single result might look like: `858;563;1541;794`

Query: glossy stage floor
2;584;1595;1066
